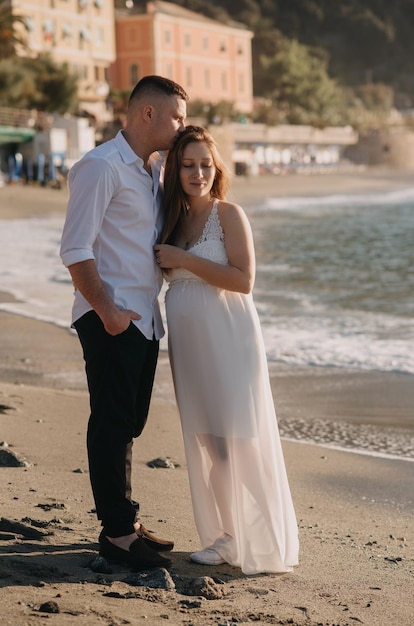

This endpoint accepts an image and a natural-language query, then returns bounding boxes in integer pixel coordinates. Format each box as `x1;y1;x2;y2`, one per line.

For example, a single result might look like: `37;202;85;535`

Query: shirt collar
114;130;143;165
115;130;165;172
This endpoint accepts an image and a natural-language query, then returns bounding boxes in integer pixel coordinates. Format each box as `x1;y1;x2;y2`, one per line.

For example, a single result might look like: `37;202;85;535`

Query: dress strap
194;199;224;246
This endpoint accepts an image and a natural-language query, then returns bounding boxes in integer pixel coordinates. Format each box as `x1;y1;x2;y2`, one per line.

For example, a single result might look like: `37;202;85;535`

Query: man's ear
143;105;153;121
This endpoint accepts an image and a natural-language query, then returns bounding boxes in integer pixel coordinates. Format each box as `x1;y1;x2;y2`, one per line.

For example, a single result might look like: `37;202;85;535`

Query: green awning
0;126;36;145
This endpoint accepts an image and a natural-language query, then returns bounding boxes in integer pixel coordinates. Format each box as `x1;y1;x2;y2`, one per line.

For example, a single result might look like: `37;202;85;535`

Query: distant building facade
11;0;116;122
111;1;254;113
228;124;359;175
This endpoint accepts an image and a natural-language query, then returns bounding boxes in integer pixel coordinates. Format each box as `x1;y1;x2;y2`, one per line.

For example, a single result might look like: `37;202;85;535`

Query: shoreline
0;170;413;625
1;165;414;221
0;306;413;462
282;436;414;464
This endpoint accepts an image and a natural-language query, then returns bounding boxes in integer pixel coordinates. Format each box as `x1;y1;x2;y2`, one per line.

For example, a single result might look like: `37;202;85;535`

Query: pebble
38;600;60;613
89;555;113;574
146;456;178;469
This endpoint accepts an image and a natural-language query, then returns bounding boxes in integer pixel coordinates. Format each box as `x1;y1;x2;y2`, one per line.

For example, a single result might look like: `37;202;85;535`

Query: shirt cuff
60;249;95;268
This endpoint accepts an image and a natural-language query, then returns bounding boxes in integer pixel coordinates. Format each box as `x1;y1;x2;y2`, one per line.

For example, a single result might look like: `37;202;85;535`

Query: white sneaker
190;547;226;565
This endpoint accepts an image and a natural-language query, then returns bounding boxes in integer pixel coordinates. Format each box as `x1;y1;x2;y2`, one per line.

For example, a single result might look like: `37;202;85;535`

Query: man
60;75;188;570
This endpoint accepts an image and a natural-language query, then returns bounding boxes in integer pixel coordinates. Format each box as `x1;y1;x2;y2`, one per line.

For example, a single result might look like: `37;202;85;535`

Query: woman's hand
154;244;187;269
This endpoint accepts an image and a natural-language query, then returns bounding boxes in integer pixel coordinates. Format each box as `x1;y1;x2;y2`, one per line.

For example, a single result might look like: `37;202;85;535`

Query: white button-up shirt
60;130;165;340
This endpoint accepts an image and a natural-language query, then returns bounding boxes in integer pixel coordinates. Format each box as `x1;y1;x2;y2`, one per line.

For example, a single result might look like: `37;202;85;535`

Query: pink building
110;1;253;113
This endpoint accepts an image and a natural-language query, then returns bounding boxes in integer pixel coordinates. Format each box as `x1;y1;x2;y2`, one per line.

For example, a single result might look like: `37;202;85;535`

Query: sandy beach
0;170;413;626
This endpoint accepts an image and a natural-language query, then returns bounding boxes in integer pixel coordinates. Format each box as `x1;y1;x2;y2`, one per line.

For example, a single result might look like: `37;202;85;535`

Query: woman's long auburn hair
161;126;231;244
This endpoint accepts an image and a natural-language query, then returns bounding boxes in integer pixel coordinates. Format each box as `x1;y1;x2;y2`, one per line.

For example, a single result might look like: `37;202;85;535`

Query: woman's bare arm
154;202;255;294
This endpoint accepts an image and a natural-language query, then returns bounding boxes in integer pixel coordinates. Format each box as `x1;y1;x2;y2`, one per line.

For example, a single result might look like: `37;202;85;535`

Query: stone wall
345;127;414;169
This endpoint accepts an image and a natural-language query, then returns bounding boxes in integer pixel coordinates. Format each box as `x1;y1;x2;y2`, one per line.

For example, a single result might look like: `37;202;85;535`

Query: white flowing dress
164;200;299;575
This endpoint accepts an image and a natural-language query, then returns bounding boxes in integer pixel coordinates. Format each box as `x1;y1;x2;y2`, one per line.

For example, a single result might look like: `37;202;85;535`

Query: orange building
10;0;116;122
111;1;253;113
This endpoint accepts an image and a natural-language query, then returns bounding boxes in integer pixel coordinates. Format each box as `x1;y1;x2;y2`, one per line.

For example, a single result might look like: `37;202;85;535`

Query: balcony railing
0;107;52;131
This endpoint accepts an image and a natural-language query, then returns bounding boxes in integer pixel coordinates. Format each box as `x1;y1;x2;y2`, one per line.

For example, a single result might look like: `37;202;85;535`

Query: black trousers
74;310;159;537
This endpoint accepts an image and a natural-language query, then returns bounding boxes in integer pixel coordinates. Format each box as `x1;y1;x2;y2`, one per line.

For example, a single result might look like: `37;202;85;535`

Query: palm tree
0;0;28;58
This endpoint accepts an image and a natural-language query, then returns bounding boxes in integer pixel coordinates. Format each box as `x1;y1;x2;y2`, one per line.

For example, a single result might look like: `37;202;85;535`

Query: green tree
187;98;210;121
0;53;78;113
251;99;281;125
187;98;240;124
0;0;28;58
257;38;341;126
355;83;394;113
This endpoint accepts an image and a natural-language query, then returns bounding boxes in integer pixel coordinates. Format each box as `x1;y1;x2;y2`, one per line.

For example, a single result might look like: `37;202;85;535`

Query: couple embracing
60;75;298;576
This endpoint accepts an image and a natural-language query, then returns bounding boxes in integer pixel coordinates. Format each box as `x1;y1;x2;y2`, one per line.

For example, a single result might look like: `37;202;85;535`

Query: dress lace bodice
166;200;228;284
192;199;225;248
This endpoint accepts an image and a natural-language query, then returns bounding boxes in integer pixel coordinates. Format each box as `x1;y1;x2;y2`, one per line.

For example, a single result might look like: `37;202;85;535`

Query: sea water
0;185;413;460
251;187;414;375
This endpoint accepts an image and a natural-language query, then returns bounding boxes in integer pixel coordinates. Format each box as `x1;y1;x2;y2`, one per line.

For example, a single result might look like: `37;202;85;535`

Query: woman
154;126;299;575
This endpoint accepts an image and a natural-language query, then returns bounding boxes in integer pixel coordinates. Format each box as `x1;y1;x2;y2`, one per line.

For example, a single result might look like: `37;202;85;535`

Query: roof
117;0;251;32
0;126;36;145
150;1;224;25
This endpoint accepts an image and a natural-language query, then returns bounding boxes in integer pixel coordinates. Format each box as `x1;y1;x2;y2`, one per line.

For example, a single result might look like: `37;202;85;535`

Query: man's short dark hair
129;75;189;104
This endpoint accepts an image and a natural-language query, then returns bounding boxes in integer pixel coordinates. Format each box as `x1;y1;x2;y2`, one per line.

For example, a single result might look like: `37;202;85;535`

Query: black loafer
138;524;174;552
99;533;171;571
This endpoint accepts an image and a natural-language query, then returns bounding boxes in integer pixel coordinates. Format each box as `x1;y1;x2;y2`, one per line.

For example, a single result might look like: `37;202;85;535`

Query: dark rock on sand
125;567;175;591
89;555;113;574
0;445;30;467
177;575;225;600
146;456;179;469
38;600;60;613
0;404;14;414
0;517;50;540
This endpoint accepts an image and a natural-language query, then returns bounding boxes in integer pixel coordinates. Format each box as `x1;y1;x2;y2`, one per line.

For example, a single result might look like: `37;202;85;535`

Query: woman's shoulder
216;199;245;219
216;199;250;230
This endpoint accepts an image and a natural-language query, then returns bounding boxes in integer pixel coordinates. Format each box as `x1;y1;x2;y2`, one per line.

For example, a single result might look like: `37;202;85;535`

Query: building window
237;41;244;55
220;39;226;53
166;63;173;78
204;68;210;89
221;72;227;91
25;17;35;32
79;25;92;45
95;66;106;83
202;35;208;50
130;63;139;86
62;21;72;39
96;27;104;45
165;29;171;45
238;73;245;92
184;32;191;47
43;18;55;43
186;66;192;87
